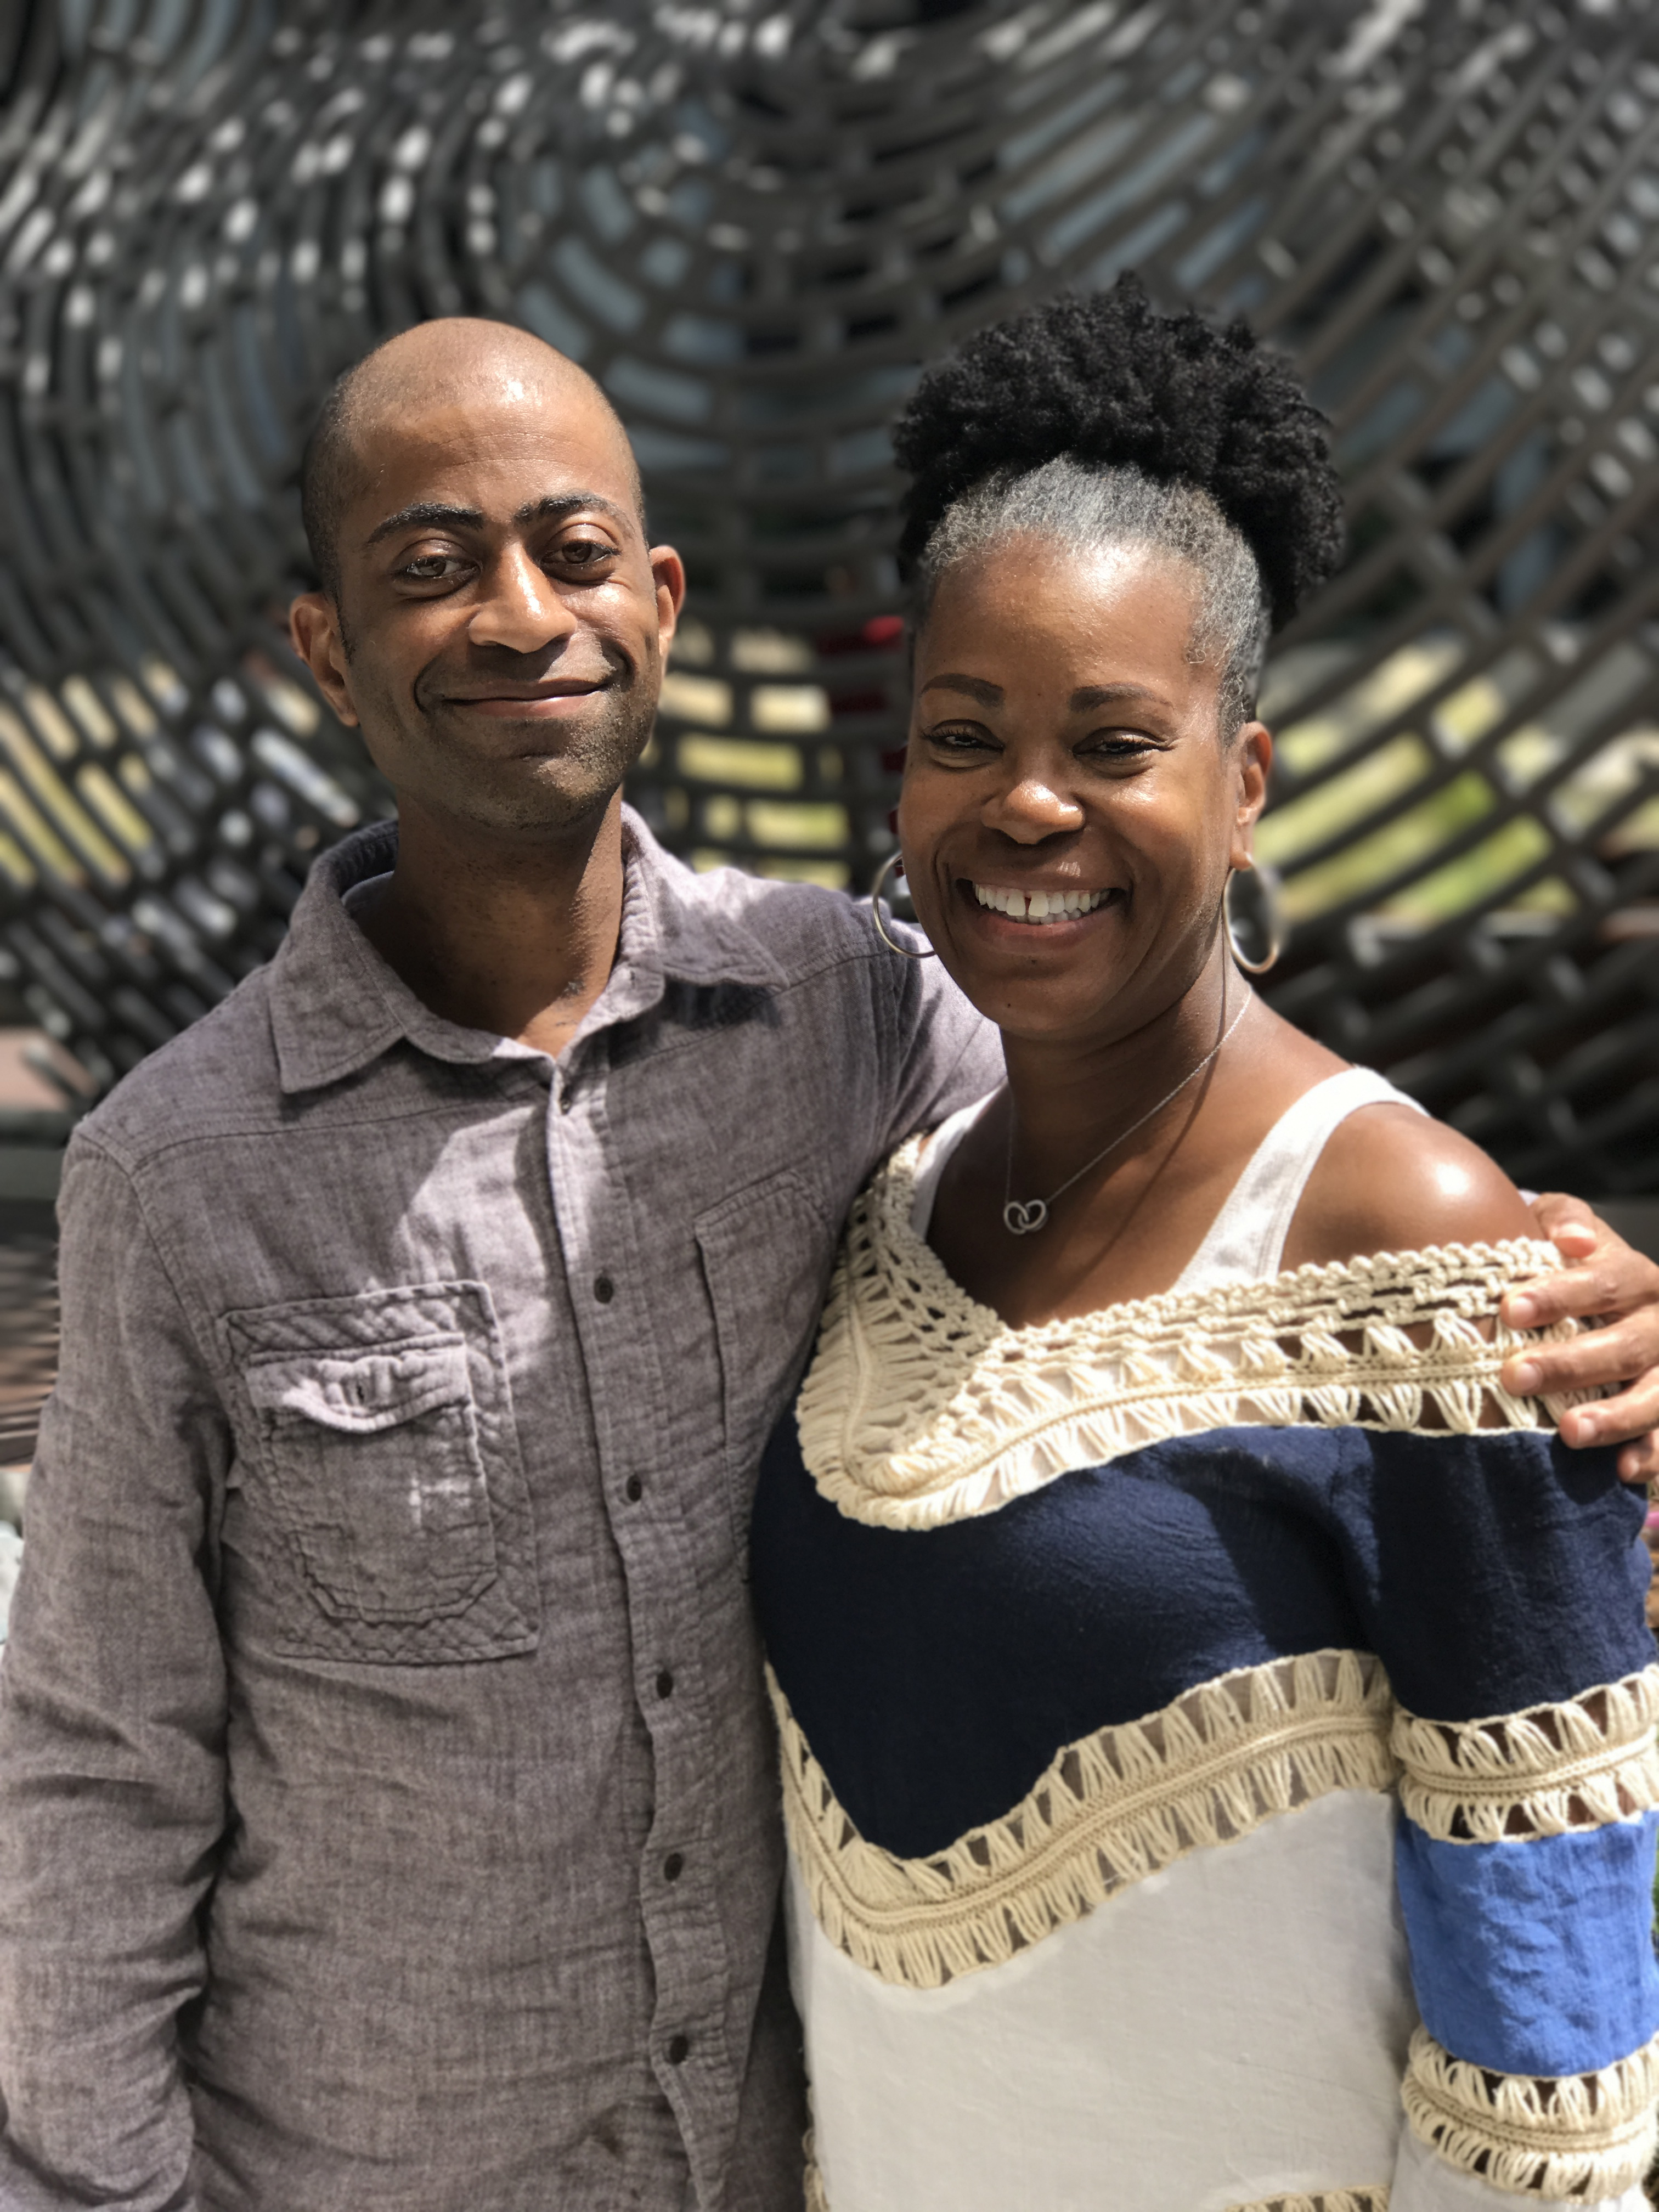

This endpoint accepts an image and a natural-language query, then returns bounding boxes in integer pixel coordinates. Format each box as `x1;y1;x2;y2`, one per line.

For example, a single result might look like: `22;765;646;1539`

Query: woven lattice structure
4;0;1659;1188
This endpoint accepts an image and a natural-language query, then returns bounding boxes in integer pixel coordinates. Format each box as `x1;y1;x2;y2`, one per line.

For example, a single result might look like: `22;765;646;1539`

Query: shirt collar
267;806;786;1096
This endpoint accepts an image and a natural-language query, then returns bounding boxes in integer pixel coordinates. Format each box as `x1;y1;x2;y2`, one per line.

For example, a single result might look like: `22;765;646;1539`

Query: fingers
1507;1198;1659;1477
1502;1259;1635;1330
1528;1190;1599;1257
1502;1322;1641;1402
1515;1361;1659;1450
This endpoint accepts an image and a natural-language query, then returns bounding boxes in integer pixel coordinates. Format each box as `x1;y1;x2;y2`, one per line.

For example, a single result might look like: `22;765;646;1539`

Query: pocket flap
244;1339;470;1434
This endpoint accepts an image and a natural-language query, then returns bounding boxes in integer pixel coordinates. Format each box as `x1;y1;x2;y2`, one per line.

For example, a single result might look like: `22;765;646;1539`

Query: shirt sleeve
0;1137;230;2211
1329;1424;1659;2207
874;929;1002;1159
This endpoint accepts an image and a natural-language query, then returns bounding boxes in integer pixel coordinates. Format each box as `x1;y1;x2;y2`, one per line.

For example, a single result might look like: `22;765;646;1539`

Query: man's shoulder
651;845;888;986
72;964;283;1173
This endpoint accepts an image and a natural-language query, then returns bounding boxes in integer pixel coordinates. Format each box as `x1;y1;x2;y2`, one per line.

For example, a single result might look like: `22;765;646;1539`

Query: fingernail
1508;1295;1538;1327
1509;1359;1541;1393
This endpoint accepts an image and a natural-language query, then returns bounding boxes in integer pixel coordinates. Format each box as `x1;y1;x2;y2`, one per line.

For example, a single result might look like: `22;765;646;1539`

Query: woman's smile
968;881;1119;924
958;879;1126;952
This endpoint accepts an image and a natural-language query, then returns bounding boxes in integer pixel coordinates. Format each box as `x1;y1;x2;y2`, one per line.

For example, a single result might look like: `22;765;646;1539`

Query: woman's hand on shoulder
1282;1103;1538;1271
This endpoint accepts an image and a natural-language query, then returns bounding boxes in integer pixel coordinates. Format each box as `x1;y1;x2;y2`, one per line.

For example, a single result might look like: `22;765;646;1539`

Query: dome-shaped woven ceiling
4;0;1659;1191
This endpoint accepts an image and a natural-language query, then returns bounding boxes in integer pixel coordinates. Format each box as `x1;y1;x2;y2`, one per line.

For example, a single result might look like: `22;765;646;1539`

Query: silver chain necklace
1002;992;1253;1235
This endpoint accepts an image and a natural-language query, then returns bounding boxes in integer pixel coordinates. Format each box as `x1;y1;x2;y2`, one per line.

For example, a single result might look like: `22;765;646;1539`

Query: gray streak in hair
913;458;1271;739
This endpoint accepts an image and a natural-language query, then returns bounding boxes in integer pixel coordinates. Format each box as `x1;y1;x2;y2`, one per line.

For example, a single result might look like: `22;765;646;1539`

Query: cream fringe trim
811;2164;1390;2211
1395;1667;1659;1843
797;1135;1579;1531
1402;2024;1659;2199
1227;2194;1389;2211
772;1649;1397;1990
803;2133;828;2212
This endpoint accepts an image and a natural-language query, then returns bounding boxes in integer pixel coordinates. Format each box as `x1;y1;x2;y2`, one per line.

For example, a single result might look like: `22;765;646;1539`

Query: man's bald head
300;318;644;602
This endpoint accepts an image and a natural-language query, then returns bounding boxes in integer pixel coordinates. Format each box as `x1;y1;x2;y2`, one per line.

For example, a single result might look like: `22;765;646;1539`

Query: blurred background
8;0;1659;1500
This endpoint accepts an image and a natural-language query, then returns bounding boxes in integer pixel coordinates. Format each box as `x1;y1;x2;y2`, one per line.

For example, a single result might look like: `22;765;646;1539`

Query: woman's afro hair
892;274;1345;629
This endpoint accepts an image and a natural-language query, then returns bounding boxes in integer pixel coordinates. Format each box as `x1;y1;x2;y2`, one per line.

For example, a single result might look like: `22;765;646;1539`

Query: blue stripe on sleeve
1396;1811;1659;2078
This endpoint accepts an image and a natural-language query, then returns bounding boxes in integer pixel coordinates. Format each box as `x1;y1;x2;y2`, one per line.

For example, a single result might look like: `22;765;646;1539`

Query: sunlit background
6;0;1659;1232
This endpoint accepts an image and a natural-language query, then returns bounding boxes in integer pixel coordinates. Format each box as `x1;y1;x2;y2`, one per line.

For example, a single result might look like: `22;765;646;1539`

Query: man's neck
353;790;628;1057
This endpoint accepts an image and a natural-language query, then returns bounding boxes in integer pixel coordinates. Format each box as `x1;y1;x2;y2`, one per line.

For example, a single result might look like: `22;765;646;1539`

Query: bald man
2;319;1658;2212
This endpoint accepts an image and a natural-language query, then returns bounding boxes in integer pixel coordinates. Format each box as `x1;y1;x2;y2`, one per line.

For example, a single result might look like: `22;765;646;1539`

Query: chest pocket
696;1169;833;1558
228;1283;538;1666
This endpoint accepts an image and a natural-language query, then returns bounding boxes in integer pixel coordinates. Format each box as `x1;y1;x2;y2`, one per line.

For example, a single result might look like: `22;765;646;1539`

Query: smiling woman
748;281;1659;2212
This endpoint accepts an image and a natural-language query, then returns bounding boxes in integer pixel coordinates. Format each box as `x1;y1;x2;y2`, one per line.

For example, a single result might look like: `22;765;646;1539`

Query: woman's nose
985;773;1085;843
469;544;577;653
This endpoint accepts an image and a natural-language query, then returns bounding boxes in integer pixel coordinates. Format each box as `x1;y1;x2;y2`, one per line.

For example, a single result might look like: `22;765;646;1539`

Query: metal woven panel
4;0;1659;1188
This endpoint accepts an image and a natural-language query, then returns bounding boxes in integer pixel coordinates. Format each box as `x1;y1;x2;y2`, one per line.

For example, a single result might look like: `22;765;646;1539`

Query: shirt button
557;1087;574;1114
593;1273;615;1304
624;1475;644;1503
655;1668;674;1700
663;1851;684;1882
667;2034;690;2065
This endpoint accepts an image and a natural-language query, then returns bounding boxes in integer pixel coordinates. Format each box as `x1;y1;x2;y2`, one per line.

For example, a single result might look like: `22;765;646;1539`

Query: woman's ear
1229;721;1273;868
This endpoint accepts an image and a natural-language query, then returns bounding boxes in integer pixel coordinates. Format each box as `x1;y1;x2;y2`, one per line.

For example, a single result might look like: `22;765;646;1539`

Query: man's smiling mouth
448;681;610;718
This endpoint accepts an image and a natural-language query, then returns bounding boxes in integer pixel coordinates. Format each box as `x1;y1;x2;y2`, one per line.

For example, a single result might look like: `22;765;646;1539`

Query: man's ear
649;544;687;663
289;592;359;727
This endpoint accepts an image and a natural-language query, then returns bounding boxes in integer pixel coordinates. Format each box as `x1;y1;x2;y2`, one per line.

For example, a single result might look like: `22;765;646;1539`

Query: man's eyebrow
920;673;1003;705
363;491;635;551
514;492;634;529
364;501;484;549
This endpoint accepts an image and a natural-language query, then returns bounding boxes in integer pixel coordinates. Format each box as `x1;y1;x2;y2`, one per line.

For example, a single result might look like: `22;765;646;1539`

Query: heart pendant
1002;1198;1048;1235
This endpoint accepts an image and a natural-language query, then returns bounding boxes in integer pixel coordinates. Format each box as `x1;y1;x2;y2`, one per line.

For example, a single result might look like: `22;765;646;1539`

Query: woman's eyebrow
920;673;1003;704
1070;682;1175;712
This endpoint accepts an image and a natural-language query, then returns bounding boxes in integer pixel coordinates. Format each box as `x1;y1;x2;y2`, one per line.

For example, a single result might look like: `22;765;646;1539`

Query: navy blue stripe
1397;1815;1659;2076
753;1420;1363;1857
751;1417;1649;1861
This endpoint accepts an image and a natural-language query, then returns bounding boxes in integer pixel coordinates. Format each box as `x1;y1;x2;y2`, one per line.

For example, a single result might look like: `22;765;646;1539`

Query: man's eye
400;553;465;582
556;538;619;568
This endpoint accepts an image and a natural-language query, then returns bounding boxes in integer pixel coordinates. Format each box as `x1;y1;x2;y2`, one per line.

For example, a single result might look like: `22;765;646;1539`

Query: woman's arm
1341;1417;1659;2209
1294;1105;1659;2207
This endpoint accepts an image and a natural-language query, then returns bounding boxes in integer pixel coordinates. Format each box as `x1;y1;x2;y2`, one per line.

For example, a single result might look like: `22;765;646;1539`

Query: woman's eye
1085;732;1157;761
924;724;995;753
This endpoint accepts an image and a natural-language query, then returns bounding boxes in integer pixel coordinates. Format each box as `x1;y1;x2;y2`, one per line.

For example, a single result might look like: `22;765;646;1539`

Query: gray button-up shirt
0;813;996;2212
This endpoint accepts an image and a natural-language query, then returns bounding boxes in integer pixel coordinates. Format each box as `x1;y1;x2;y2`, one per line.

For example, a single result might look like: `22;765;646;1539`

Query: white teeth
972;884;1109;924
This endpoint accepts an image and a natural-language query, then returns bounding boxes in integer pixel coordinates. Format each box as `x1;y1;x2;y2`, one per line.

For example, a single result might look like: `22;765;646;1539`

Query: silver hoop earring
1224;862;1286;975
869;851;936;960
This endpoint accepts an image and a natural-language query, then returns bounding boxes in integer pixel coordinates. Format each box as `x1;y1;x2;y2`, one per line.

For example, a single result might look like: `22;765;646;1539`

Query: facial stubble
357;639;662;840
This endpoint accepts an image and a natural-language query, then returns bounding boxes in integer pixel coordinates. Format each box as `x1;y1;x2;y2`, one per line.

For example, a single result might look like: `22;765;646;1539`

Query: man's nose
985;772;1085;843
469;544;578;653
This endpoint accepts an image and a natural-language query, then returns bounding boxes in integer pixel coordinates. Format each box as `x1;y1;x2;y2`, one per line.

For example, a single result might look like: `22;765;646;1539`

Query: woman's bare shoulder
1281;1100;1538;1270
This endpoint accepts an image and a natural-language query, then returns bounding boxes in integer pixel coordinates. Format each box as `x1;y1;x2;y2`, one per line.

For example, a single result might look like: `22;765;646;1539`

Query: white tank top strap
910;1091;998;1238
1171;1065;1424;1294
908;1068;1423;1281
